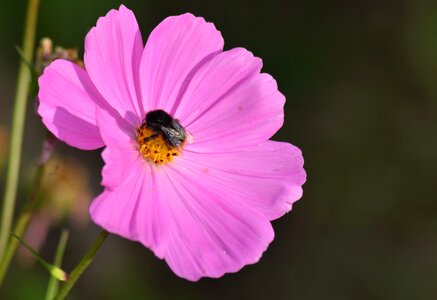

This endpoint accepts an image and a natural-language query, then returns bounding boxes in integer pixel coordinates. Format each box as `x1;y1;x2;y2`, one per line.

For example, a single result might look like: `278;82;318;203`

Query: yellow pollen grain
136;126;180;165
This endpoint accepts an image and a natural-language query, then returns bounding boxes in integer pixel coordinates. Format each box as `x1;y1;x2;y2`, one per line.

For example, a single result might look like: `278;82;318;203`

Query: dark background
1;0;436;299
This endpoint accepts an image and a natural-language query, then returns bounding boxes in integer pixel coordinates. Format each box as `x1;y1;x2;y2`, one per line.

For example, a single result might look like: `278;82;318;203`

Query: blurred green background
1;0;437;299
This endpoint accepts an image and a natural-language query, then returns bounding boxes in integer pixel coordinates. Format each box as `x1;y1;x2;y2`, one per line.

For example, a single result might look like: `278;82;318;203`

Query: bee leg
143;133;159;143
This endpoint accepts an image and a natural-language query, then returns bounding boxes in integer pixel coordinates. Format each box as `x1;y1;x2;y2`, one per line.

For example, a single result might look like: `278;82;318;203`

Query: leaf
11;233;68;281
15;45;39;96
15;45;37;76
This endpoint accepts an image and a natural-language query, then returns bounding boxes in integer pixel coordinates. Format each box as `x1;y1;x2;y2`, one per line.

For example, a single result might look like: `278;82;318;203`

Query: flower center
136;110;186;165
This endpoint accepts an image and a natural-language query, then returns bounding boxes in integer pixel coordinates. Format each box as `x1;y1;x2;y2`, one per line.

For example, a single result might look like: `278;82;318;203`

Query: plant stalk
45;229;70;300
0;0;41;260
0;164;44;286
54;230;109;300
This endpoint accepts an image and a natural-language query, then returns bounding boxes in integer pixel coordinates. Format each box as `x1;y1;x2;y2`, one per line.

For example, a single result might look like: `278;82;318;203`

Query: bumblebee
143;110;186;148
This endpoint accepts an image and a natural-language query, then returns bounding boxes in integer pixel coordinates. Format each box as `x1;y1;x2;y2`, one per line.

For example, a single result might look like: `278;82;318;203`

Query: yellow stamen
136;125;181;165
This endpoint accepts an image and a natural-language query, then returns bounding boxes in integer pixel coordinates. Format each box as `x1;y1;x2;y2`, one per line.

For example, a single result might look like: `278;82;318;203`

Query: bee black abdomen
145;109;173;130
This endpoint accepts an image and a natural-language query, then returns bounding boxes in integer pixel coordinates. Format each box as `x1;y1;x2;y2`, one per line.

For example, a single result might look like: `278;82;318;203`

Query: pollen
136;125;181;165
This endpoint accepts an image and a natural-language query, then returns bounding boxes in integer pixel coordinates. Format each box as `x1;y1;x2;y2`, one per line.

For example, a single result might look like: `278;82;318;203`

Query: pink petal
89;161;170;259
181;141;306;220
95;107;140;188
84;5;143;122
91;141;281;280
37;59;105;150
174;48;284;152
162;162;274;281
139;13;224;112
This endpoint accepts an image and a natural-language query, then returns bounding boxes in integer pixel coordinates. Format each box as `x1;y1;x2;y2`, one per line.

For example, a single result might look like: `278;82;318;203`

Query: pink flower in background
37;5;306;281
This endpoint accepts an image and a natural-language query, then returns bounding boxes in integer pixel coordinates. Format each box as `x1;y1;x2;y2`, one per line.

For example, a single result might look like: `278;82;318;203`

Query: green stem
0;0;41;260
0;165;44;286
45;229;70;300
54;230;109;300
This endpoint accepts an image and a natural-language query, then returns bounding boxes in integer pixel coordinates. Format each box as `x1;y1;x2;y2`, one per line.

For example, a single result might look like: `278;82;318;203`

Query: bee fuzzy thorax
136;110;186;165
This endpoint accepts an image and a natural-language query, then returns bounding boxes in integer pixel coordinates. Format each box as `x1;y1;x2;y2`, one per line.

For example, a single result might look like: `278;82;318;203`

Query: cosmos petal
84;5;144;121
95;106;140;188
89;161;171;259
139;13;224;112
161;161;275;281
175;48;285;151
37;59;105;150
181;141;306;220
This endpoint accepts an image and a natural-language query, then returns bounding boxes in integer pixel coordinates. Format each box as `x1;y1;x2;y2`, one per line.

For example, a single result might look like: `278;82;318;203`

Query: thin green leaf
11;233;68;281
14;45;37;77
15;45;39;96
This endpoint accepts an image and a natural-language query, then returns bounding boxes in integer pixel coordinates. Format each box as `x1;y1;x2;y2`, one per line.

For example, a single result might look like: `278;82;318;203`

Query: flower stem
0;0;41;260
54;230;109;300
45;229;70;300
0;164;44;286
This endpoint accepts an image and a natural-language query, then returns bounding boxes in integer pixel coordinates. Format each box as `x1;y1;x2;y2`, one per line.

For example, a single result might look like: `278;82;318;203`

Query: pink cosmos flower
37;5;306;281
